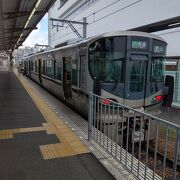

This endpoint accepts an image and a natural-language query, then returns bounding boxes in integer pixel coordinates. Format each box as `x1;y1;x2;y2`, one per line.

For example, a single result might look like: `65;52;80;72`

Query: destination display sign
153;39;167;54
131;40;148;50
153;45;165;53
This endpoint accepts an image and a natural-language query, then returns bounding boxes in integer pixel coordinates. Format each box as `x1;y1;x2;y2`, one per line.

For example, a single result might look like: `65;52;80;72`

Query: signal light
152;95;164;103
101;99;110;105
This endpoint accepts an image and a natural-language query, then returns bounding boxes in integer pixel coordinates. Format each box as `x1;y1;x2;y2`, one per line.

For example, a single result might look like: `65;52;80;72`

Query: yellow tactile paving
64;136;80;143
14;127;44;133
0;126;45;140
0;130;13;139
16;73;90;160
42;123;57;134
40;143;78;160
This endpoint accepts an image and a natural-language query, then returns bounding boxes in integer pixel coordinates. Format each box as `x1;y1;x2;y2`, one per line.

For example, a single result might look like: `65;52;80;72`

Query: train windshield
130;57;147;92
151;57;165;82
89;37;126;83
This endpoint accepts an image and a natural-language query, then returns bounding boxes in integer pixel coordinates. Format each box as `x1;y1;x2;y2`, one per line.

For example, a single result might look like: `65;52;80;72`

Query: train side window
72;59;78;86
30;61;33;71
42;60;46;75
55;60;61;80
31;61;36;72
64;57;71;81
25;61;28;71
35;61;38;73
46;60;53;77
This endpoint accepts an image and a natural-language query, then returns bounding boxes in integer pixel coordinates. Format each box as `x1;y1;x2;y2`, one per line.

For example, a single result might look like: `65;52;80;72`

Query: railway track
132;142;180;179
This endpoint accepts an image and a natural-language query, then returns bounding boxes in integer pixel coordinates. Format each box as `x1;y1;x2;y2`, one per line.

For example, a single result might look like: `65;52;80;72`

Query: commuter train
21;31;170;118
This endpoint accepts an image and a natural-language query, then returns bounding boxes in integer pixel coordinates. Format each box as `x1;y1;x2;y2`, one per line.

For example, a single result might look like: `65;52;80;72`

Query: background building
13;45;45;65
48;0;180;56
0;52;10;71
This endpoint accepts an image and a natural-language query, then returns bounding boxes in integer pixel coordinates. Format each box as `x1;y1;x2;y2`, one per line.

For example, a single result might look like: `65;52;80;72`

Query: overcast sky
22;14;48;47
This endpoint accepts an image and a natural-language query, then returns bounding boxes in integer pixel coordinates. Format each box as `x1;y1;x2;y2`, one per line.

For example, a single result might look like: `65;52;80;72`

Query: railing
88;93;180;180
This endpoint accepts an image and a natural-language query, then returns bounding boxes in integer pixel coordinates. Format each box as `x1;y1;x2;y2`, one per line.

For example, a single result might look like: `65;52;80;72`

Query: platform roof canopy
129;16;180;33
0;0;55;52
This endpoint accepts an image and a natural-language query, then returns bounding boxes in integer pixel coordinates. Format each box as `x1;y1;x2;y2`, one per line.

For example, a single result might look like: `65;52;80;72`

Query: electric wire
52;0;123;35
50;0;143;43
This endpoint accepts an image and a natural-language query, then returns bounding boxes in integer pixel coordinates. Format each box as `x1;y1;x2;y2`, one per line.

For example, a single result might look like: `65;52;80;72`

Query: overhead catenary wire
51;0;143;43
88;0;143;24
51;0;124;35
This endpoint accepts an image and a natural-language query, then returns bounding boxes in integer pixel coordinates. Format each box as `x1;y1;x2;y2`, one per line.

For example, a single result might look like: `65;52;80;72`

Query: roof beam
3;11;45;20
2;27;37;33
0;0;56;51
0;36;27;40
129;16;180;32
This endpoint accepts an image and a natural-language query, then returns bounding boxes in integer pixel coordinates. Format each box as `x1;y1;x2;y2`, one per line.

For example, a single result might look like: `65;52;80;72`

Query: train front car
88;31;167;116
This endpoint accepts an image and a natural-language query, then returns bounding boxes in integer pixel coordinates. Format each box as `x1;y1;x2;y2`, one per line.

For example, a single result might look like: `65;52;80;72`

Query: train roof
22;31;166;60
87;30;166;43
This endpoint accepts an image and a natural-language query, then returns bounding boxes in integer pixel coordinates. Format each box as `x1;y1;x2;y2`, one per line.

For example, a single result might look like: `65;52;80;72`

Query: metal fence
88;93;180;180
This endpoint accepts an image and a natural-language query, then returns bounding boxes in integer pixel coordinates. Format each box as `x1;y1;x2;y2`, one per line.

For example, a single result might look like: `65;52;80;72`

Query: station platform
0;71;119;180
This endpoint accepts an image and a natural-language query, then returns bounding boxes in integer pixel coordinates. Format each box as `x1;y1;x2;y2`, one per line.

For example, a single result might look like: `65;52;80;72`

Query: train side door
63;57;72;99
124;55;148;107
79;56;86;95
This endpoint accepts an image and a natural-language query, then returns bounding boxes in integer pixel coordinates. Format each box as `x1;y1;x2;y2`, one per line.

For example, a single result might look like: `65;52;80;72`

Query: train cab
88;32;167;115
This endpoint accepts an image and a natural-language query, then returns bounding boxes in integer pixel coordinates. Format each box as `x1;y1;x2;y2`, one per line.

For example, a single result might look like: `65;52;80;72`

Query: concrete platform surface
0;71;115;180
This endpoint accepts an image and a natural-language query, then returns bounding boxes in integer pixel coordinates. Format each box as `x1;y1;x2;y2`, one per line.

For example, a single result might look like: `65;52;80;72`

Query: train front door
124;55;148;107
63;57;72;99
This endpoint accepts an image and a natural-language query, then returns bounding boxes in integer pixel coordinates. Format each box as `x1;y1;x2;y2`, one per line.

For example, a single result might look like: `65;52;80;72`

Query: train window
72;59;78;86
89;37;126;83
130;60;145;92
30;61;33;71
42;60;46;75
46;60;53;78
151;57;164;82
25;61;28;70
55;60;61;80
35;61;38;73
31;61;36;72
64;57;72;81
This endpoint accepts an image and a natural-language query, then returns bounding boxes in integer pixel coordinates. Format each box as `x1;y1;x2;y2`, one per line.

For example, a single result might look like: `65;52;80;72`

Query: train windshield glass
151;57;165;82
89;37;126;83
130;58;146;92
